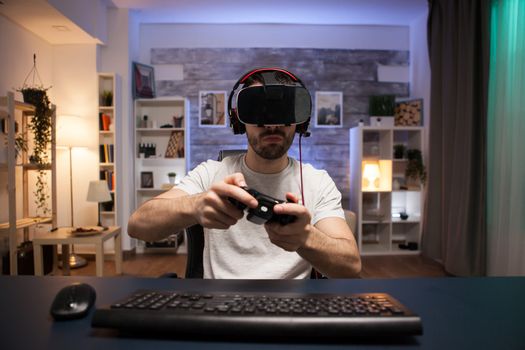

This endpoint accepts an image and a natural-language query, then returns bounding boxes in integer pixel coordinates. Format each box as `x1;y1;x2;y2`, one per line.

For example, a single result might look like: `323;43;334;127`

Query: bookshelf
349;126;425;255
97;73;118;227
134;97;189;251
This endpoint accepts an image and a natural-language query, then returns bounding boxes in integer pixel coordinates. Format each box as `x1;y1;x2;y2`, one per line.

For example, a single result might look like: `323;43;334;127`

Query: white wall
98;7;137;251
0;16;54;101
52;44;99;232
139;23;410;63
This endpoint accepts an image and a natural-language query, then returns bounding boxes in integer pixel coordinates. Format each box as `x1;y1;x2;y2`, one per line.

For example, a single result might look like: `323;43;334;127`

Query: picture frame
394;98;423;126
198;91;227;127
165;130;185;158
140;171;154;188
132;62;156;99
315;91;343;128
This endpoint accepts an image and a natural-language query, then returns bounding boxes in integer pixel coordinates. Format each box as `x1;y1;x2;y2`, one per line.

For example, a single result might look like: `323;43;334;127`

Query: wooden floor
65;253;448;279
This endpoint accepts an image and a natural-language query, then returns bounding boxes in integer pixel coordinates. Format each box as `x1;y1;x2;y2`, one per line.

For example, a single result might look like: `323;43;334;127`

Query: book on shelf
99;170;115;191
99;113;112;131
99;144;114;163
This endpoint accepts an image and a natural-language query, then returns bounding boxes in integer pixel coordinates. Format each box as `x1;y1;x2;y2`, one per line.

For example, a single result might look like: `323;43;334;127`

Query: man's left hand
264;193;312;252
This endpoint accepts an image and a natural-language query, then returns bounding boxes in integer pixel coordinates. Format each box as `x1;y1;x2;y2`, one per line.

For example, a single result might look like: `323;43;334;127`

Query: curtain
487;0;525;275
423;0;490;276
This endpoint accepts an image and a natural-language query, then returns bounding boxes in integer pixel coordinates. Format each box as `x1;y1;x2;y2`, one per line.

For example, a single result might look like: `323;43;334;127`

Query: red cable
299;133;305;206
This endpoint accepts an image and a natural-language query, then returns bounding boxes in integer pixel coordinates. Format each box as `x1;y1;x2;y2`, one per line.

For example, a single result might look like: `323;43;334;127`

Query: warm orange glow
362;160;392;192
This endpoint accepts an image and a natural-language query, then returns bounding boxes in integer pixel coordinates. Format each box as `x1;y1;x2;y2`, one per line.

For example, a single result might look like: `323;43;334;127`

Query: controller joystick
228;187;296;225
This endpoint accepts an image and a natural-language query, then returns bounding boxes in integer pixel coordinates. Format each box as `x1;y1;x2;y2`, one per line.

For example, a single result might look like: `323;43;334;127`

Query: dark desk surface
0;276;524;349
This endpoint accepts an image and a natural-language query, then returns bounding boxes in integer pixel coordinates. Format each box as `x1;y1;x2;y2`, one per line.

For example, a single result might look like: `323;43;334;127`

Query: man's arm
127;188;198;242
128;173;257;242
265;193;361;278
299;217;361;278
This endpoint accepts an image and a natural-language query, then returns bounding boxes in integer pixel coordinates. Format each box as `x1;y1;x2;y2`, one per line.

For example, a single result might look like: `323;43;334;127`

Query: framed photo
140;171;154;188
165;130;185;158
315;91;343;128
199;91;227;127
395;99;423;126
132;62;156;99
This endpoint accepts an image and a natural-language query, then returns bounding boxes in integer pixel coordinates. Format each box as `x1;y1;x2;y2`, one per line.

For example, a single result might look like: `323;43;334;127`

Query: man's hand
192;173;258;229
264;193;313;251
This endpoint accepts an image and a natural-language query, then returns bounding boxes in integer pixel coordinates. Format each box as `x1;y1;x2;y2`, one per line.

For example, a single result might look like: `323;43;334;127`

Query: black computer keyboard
91;290;422;339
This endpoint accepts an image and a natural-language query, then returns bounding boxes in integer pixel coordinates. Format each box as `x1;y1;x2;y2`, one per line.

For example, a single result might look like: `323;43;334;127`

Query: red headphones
227;67;311;136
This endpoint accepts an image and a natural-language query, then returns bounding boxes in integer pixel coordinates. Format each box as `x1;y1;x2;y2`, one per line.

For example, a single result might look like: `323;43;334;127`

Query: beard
247;129;295;160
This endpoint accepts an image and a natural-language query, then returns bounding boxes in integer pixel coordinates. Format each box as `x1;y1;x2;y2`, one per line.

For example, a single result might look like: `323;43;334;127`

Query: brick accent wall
152;48;409;206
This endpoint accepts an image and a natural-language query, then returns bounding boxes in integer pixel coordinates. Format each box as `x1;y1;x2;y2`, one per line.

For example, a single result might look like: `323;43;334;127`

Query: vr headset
228;68;312;135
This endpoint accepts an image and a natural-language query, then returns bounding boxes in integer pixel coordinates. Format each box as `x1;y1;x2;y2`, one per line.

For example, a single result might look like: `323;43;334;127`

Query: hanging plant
16;54;53;216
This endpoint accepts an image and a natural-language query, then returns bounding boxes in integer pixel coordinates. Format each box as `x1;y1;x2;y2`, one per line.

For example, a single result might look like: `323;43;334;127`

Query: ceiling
0;0;428;44
113;0;428;26
0;0;100;44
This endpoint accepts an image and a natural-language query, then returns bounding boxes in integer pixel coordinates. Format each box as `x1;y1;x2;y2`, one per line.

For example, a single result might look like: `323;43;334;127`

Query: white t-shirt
177;154;344;279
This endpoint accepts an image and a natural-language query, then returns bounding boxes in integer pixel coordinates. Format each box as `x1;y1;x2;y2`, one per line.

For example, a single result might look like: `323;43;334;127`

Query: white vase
168;176;176;184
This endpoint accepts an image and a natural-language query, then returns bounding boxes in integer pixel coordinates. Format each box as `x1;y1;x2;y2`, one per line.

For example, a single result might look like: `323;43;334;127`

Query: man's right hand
191;173;258;229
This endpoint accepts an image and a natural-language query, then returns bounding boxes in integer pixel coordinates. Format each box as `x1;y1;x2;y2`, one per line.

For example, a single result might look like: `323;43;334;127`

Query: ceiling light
52;25;70;32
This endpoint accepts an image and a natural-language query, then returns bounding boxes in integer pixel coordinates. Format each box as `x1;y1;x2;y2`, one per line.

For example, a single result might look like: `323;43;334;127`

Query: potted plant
167;172;177;184
369;95;396;126
17;85;53;216
101;90;113;107
405;149;426;186
393;144;406;159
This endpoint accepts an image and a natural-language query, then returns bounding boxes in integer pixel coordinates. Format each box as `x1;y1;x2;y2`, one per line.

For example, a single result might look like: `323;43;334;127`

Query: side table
33;226;122;277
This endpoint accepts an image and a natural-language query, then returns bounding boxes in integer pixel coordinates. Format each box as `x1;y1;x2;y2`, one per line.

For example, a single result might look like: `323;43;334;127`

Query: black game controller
228;187;297;225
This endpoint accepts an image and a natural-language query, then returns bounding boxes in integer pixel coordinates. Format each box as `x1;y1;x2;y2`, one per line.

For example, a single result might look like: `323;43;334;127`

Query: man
128;68;361;279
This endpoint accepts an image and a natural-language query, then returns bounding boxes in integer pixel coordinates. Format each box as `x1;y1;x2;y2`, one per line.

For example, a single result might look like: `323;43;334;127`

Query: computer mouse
50;283;96;321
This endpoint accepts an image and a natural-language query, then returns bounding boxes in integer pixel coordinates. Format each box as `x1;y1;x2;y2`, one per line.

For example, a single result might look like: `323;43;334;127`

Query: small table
32;226;122;277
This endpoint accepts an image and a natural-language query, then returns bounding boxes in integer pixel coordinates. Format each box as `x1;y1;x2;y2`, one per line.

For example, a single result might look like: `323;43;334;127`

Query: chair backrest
344;209;357;238
184;224;205;278
184;149;247;279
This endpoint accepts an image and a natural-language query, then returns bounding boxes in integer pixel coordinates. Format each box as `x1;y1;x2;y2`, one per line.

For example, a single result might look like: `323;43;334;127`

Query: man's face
245;124;296;160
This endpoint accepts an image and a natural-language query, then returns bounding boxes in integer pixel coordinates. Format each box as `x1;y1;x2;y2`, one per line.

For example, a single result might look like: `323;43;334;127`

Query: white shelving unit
134;97;190;251
0;92;57;274
97;73;119;228
349;126;425;256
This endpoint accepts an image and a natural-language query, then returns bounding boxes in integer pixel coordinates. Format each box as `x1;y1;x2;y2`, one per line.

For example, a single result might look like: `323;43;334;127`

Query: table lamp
362;162;381;190
87;180;112;230
361;160;392;192
57;115;89;269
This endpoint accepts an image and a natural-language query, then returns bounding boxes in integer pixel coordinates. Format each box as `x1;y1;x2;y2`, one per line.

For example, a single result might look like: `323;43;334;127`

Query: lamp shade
363;163;380;182
57;115;89;148
361;160;392;192
87;180;112;203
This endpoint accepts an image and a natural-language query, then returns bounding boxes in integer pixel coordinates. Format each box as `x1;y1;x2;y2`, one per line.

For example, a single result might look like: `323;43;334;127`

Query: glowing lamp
362;160;392;192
